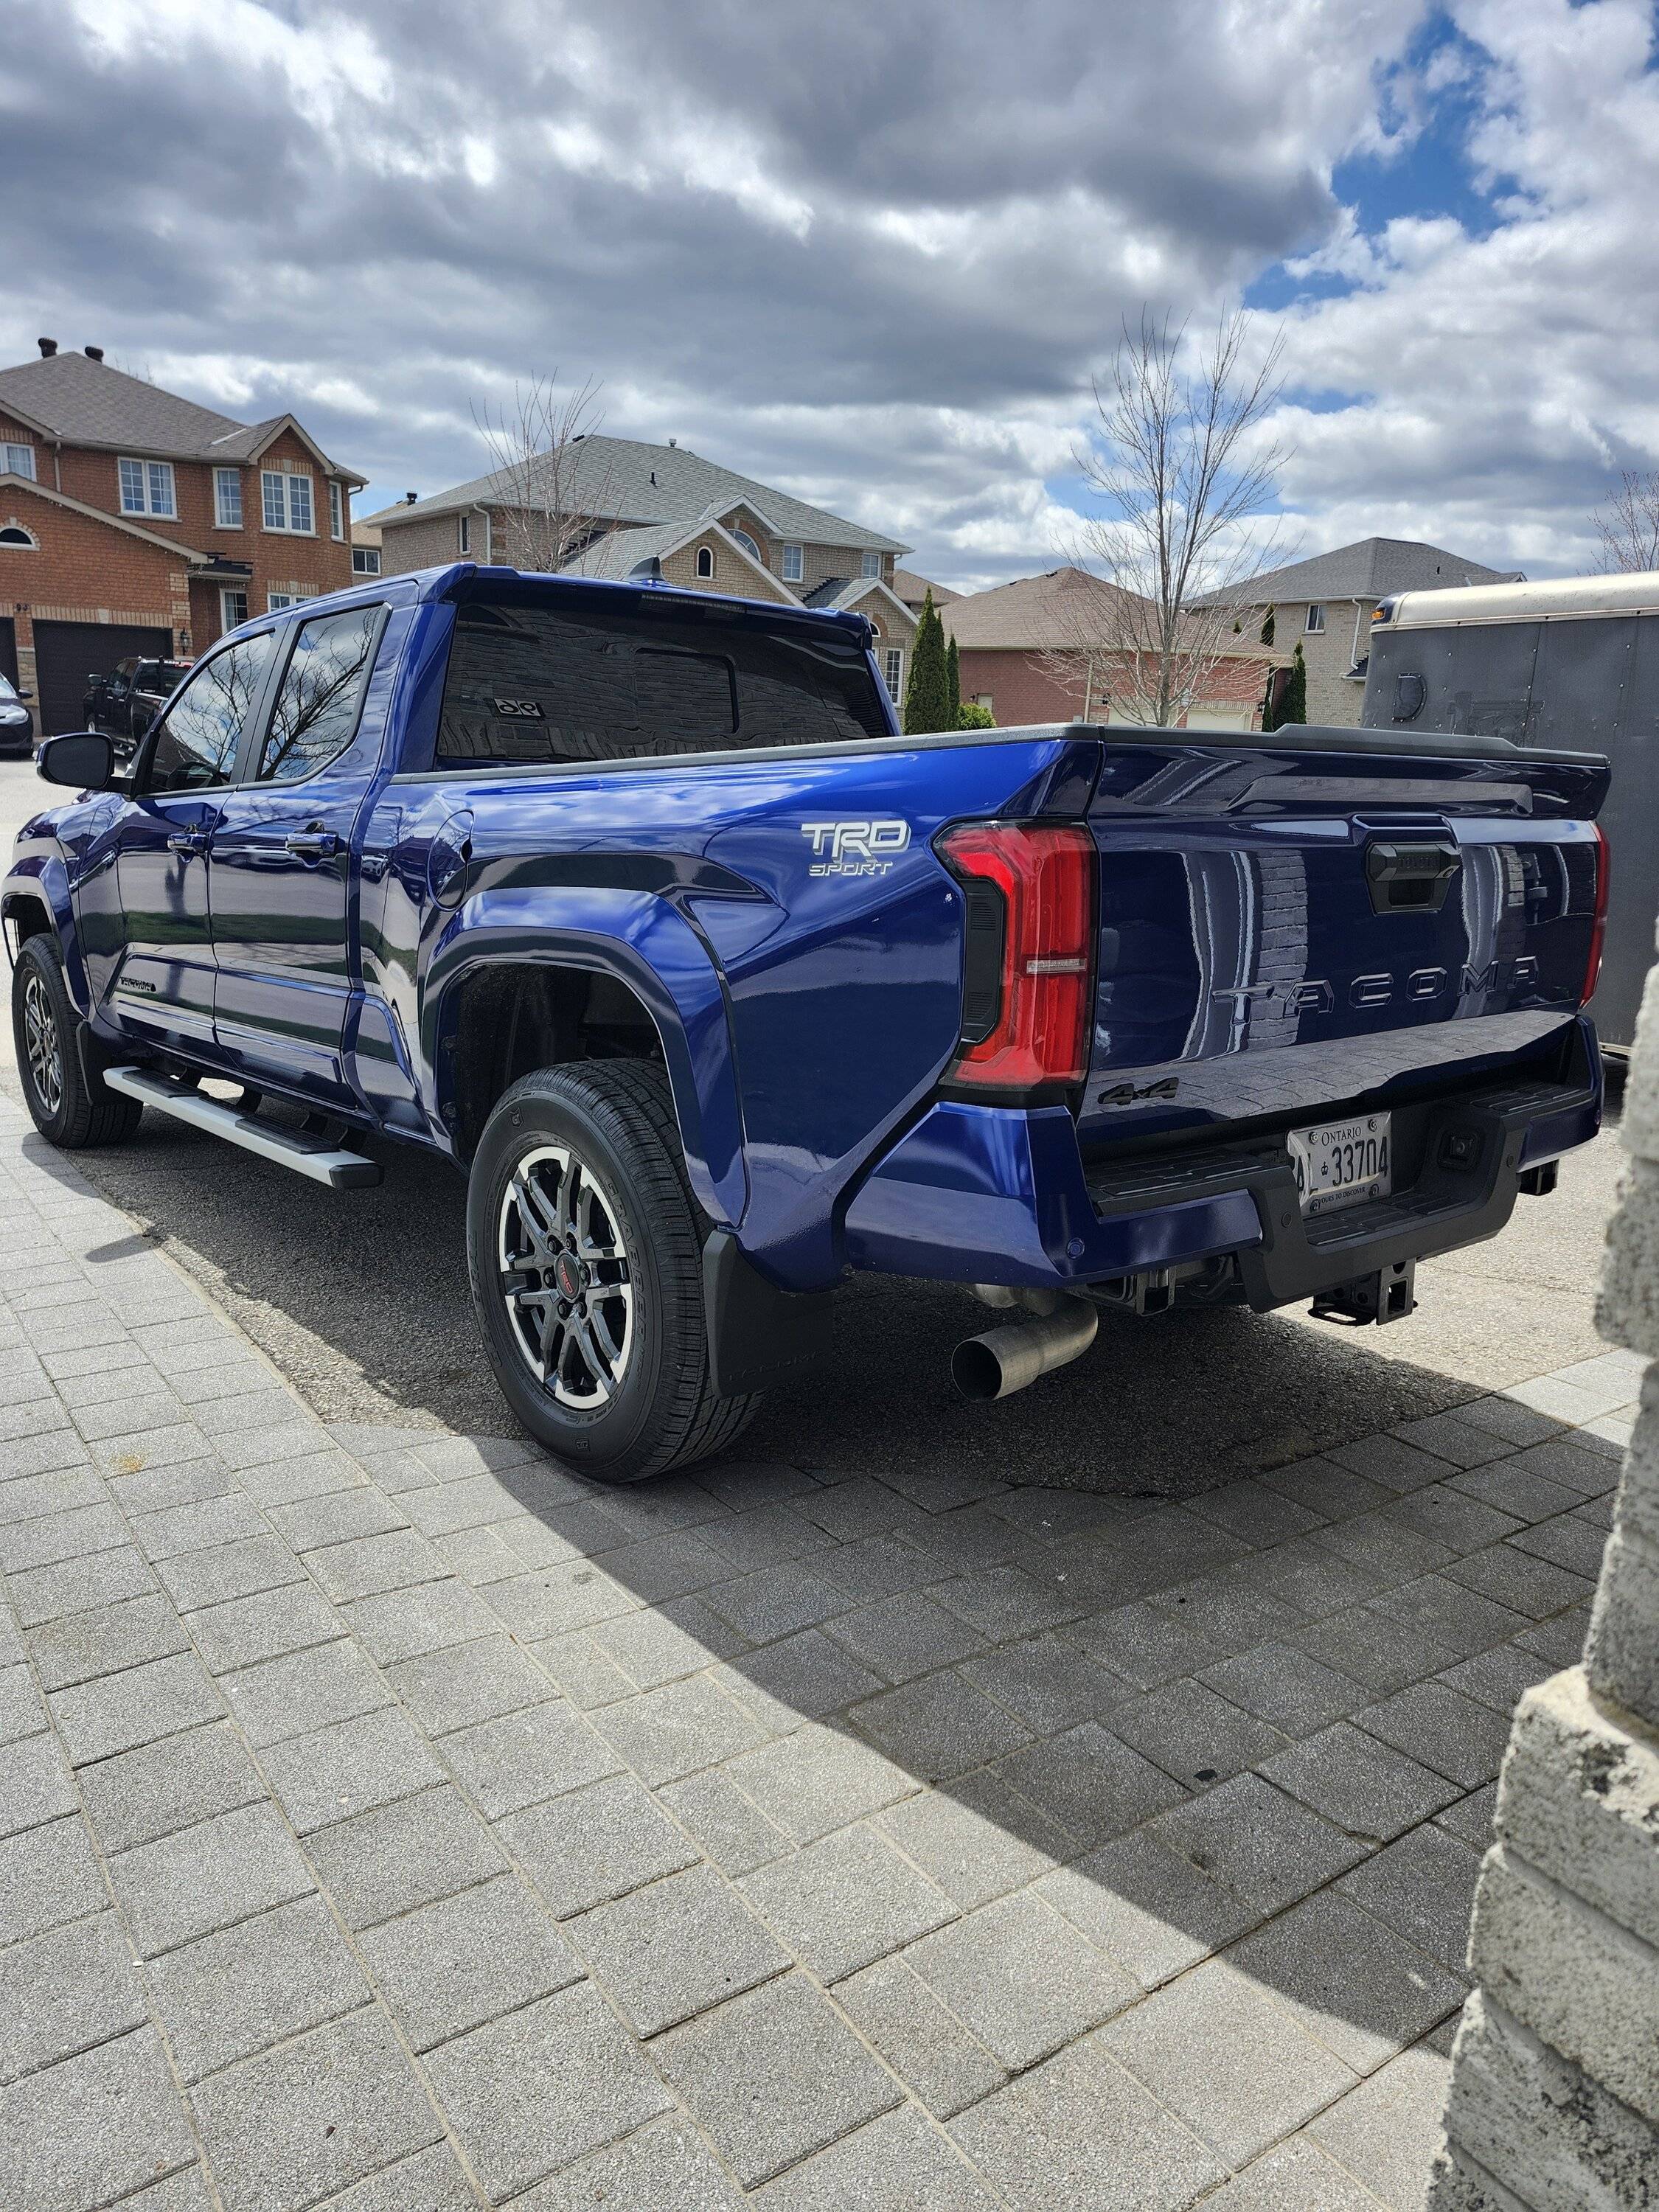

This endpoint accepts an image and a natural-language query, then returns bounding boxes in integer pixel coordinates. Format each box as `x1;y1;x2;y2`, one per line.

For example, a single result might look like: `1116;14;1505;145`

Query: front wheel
11;936;142;1149
466;1060;759;1483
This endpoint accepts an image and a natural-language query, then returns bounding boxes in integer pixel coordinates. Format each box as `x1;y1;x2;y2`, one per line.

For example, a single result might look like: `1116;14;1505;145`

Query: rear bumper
840;1017;1602;1309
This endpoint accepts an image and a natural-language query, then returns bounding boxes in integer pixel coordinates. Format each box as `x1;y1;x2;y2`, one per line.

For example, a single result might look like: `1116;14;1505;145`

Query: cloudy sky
3;0;1656;588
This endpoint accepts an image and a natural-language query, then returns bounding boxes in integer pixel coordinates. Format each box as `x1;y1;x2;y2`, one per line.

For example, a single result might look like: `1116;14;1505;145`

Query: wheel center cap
554;1252;584;1300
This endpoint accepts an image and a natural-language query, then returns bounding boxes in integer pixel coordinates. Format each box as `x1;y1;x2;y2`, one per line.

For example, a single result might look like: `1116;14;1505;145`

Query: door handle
284;828;341;860
167;831;207;858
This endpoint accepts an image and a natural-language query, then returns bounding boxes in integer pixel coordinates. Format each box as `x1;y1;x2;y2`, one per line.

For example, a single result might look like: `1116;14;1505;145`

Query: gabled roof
560;518;801;602
366;433;907;556
893;566;960;608
1208;537;1523;608
821;574;916;627
0;349;364;482
0;470;213;560
941;566;1148;650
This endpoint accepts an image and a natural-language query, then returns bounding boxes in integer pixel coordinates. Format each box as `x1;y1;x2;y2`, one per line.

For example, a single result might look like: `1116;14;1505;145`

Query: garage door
1183;704;1256;732
0;619;16;689
32;619;173;735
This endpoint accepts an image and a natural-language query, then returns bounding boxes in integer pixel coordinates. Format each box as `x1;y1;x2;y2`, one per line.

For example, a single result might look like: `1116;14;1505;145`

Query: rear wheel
10;936;142;1149
467;1060;758;1482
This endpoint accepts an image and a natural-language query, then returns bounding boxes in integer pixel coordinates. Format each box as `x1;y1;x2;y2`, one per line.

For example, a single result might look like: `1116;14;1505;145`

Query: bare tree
1591;469;1659;574
470;372;613;573
1047;309;1289;726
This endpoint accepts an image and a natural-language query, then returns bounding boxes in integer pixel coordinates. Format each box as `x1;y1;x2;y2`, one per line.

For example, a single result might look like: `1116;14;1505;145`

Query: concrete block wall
1429;962;1659;2206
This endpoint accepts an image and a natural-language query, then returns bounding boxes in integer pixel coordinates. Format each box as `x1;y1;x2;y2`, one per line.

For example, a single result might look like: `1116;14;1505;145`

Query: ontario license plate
1287;1113;1392;1217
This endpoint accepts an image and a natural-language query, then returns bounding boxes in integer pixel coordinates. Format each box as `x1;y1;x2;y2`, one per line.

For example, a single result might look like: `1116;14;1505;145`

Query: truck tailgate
1077;736;1609;1147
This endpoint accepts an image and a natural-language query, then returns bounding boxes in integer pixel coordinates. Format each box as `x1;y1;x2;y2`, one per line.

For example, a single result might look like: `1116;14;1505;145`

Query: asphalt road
0;757;1626;1492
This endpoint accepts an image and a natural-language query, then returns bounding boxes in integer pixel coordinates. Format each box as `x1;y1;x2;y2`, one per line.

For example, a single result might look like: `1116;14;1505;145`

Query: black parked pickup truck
83;656;192;757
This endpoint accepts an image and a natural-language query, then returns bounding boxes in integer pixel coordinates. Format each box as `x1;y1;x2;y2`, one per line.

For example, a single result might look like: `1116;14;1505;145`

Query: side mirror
36;731;119;790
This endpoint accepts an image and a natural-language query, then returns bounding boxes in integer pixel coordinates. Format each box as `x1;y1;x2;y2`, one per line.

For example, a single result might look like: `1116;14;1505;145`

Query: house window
214;468;243;527
458;514;470;554
883;647;903;698
1305;603;1326;633
0;524;37;548
352;546;381;575
119;457;176;517
2;442;34;479
731;527;760;560
267;590;313;612
261;469;314;534
329;480;344;539
220;588;248;631
695;545;714;579
860;551;881;580
780;543;803;582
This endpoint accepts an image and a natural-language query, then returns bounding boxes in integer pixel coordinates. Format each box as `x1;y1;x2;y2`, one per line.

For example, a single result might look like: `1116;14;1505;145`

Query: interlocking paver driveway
0;1091;1632;2210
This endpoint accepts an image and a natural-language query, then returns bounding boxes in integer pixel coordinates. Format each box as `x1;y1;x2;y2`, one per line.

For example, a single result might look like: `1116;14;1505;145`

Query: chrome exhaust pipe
952;1290;1099;1402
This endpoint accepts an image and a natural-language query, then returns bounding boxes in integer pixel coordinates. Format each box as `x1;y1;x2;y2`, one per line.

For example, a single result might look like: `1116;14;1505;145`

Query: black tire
467;1060;759;1483
11;936;142;1149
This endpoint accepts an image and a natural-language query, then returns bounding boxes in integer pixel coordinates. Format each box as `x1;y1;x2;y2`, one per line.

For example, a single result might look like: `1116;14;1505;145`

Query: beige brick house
1213;538;1523;726
365;437;918;705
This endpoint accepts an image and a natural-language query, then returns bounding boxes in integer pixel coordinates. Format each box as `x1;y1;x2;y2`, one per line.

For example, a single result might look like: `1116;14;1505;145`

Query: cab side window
257;605;380;783
145;634;274;795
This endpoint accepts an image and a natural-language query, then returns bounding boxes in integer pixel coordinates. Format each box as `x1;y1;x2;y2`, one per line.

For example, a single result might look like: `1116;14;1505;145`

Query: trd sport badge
800;819;911;877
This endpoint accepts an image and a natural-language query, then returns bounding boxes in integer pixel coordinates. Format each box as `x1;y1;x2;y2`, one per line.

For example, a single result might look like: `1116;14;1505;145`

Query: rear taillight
937;821;1096;1091
1585;822;1610;1004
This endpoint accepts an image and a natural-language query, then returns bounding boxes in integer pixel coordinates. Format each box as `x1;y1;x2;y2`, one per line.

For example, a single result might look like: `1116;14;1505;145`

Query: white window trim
860;552;882;580
220;587;248;631
329;480;344;540
119;456;177;518
780;543;804;582
458;514;470;554
695;545;715;578
213;467;243;529
1;442;35;481
267;590;313;612
1305;602;1326;633
261;468;316;536
352;546;381;576
0;524;38;549
883;646;904;698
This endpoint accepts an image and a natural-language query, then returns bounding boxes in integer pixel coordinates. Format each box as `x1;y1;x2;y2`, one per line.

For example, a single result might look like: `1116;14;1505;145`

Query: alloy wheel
497;1143;635;1408
21;972;63;1119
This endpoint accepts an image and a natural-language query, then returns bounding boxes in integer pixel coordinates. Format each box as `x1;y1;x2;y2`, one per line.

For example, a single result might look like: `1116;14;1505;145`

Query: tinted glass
146;634;274;794
436;596;888;768
257;605;380;782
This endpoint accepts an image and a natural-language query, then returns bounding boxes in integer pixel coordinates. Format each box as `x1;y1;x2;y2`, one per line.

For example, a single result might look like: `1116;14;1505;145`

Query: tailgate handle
1366;838;1458;914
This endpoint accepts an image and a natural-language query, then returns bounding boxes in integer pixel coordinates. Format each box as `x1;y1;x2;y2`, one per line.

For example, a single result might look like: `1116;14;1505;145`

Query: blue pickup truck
4;564;1610;1481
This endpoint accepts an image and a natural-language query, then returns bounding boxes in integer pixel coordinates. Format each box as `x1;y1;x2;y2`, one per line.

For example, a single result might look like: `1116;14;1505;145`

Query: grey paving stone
1289;1605;1461;1696
423;1981;672;2200
305;1527;447;1604
1436;1781;1499;1850
1263;1722;1461;1844
1442;1540;1593;1620
816;1529;941;1607
592;1673;770;1786
849;1668;1032;1781
108;1457;240;1516
905;1887;1138;2068
1197;1641;1368;1737
1152;1773;1367;1913
1447;1395;1565;1447
752;2102;1000;2210
1447;1458;1581;1525
1195;2135;1384;2210
184;1580;345;1674
1381;1484;1523;1557
261;1706;448;1834
704;1561;846;1642
0;1912;146;2086
1108;1677;1288;1787
0;1659;45;1745
1367;1573;1530;1659
1226;1888;1465;2074
714;1628;885;1733
222;1637;392;1747
1063;1598;1236;1691
514;2114;745;2211
1037;1826;1259;1990
0;2025;195;2212
727;1724;914;1843
8;1541;159;1628
1253;1539;1396;1621
589;1594;748;1688
499;1772;700;1917
386;1633;553;1735
305;1784;507;1930
990;1720;1187;1845
0;1814;104;1938
483;1560;636;1638
343;1578;499;1666
0;1498;128;1572
521;1628;636;1708
659;1766;793;1877
154;1533;307;1613
653;1972;902;2189
189;2006;442;2212
0;1427;95;1484
216;1417;341;1475
129;1492;268;1562
77;1721;265;1854
1506;1434;1624;1495
0;1462;106;1527
48;1649;223;1765
267;1484;407;1554
1307;2037;1453;2212
1439;1641;1553;1717
442;1700;622;1819
0;1731;77;1839
584;1527;733;1604
824;1592;987;1683
358;1872;582;2053
877;1770;1071;1910
110;1801;314;1958
959;1633;1130;1736
1336;1820;1485;1973
307;2141;479;2211
931;1562;1086;1641
1356;1678;1515;1790
948;2038;1225;2212
832;1953;1005;2118
145;1895;371;2083
698;1500;829;1572
1329;1433;1449;1493
1186;1476;1328;1545
571;1861;787;2035
741;1820;956;1982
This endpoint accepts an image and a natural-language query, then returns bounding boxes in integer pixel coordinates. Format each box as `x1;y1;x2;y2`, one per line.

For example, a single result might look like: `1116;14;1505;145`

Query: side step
103;1067;383;1189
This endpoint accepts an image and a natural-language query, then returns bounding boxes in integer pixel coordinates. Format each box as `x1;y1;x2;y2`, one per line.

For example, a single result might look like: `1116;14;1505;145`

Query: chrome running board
103;1066;383;1189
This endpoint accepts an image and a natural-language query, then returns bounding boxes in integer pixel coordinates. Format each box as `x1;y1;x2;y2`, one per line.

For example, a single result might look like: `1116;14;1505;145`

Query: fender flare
1;850;91;1014
422;884;749;1228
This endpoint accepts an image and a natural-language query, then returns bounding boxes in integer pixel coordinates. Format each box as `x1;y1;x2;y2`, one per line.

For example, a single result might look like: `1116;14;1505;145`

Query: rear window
435;594;889;768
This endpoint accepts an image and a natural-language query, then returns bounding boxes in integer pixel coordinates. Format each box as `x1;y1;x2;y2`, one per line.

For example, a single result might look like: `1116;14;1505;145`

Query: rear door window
436;596;889;767
256;605;381;782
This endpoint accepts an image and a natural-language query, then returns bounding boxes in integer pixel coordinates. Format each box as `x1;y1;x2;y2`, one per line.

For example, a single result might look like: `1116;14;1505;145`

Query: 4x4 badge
1097;1076;1179;1107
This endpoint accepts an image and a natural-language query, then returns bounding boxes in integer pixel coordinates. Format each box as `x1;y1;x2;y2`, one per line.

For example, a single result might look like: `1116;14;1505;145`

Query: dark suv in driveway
83;656;192;757
0;675;32;757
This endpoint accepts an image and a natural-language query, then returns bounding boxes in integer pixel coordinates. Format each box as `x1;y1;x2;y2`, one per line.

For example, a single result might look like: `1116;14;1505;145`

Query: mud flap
703;1230;834;1397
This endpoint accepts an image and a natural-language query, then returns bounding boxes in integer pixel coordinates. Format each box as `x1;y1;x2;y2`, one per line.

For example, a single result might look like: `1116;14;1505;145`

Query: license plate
1287;1114;1392;1217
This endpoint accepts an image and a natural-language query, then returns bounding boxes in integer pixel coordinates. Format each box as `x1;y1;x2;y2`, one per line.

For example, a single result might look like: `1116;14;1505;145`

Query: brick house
0;339;364;733
366;437;918;703
943;566;1279;730
1208;538;1523;726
